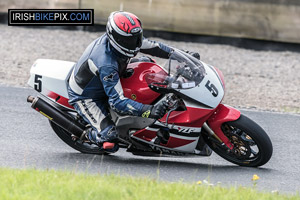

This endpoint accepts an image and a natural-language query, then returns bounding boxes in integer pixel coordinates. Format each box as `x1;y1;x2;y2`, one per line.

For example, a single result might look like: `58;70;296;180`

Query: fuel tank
120;62;167;105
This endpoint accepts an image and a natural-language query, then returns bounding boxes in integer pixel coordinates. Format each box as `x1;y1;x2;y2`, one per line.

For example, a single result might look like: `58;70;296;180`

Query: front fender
207;104;241;149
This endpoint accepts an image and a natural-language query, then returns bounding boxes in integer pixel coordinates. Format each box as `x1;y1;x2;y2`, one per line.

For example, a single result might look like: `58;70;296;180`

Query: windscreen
146;49;206;91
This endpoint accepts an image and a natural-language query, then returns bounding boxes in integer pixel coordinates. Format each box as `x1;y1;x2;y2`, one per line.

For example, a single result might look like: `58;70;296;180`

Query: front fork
205;104;241;150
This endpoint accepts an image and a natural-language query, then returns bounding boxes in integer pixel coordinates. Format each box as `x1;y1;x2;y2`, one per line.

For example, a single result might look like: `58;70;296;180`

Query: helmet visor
112;29;143;51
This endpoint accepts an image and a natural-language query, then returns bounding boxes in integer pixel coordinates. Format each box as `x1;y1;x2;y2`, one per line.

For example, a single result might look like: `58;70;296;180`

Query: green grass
0;168;298;200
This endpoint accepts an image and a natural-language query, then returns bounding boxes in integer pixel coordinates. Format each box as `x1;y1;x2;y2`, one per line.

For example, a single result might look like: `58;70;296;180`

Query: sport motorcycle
27;49;272;167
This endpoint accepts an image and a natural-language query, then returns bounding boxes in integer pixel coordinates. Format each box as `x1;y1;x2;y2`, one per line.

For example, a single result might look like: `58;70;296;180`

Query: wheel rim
220;124;260;162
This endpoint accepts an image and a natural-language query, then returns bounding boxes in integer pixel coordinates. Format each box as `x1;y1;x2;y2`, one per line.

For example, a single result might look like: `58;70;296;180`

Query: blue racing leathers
68;34;172;115
67;33;172;146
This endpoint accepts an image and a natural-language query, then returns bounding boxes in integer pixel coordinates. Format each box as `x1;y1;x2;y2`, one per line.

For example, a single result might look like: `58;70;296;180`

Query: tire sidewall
50;120;107;155
204;114;273;167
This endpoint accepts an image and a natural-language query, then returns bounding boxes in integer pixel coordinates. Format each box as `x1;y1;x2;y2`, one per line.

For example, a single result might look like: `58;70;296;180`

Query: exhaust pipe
27;96;85;137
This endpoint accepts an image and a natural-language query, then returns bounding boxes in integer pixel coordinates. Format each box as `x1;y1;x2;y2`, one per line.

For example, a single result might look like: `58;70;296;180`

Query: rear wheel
203;114;273;167
49;121;106;155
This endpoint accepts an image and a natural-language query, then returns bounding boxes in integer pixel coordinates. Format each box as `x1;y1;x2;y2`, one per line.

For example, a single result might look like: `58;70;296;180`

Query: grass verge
0;168;298;200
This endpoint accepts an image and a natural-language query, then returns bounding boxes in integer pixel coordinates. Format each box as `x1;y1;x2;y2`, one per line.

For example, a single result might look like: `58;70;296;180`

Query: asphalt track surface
0;85;299;194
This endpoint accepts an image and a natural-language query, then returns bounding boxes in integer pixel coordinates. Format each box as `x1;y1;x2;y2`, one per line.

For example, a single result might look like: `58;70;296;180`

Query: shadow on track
57;152;274;173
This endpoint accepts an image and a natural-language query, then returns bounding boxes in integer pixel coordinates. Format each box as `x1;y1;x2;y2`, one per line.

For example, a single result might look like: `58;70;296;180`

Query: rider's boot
82;125;119;153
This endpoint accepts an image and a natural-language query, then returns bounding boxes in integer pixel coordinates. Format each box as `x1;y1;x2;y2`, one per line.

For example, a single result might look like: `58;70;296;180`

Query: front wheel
203;114;273;167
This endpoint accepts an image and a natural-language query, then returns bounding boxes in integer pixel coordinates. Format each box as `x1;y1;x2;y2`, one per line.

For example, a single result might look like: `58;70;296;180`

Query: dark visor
112;29;143;50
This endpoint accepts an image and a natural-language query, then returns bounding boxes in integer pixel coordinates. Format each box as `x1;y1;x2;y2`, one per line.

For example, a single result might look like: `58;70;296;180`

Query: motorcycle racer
68;11;200;152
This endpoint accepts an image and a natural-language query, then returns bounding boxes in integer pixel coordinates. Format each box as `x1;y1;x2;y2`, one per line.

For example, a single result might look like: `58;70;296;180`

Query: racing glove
141;101;168;119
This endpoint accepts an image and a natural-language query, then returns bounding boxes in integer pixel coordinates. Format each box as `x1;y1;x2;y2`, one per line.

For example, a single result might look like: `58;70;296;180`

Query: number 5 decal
205;80;218;97
34;75;42;92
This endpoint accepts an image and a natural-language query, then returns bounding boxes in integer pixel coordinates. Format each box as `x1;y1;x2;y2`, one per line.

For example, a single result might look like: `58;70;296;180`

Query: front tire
203;114;273;167
49;121;106;155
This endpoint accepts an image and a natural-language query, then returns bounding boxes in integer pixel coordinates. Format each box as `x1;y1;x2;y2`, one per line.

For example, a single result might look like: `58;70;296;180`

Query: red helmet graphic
106;11;143;57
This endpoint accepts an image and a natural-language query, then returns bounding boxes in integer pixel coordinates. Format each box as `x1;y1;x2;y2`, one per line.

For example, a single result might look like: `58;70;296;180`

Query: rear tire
203;114;272;167
49;121;106;155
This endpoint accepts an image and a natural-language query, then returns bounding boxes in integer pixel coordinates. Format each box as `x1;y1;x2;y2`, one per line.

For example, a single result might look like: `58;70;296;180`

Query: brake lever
165;97;179;126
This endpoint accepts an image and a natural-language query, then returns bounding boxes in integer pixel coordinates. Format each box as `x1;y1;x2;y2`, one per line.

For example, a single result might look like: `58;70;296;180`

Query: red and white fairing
27;59;75;110
119;57;226;153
